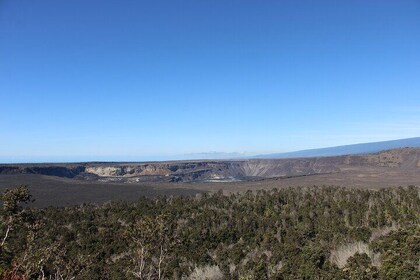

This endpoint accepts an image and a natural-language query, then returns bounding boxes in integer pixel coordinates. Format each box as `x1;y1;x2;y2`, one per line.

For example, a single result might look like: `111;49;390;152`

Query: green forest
1;185;419;279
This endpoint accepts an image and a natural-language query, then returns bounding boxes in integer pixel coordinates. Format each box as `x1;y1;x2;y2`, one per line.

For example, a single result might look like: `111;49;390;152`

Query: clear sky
1;0;420;162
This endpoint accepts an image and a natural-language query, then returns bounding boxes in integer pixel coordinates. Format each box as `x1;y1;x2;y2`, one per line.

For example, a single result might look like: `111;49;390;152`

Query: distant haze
1;137;420;163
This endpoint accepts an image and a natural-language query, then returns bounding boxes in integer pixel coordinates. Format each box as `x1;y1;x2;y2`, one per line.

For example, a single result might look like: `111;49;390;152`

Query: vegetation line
0;185;419;279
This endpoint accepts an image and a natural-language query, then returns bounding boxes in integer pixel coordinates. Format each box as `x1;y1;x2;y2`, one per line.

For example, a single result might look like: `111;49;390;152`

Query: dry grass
330;242;381;268
187;265;224;280
369;224;398;242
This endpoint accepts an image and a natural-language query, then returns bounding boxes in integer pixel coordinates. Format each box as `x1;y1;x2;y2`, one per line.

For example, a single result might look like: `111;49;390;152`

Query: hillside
255;137;420;158
1;148;419;183
1;148;420;207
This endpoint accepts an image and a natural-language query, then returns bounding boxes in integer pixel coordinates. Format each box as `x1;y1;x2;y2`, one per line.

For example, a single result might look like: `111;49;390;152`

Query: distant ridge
255;137;420;159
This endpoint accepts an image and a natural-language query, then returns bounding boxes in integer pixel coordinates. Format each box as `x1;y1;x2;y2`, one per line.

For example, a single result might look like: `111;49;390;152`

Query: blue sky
1;0;419;162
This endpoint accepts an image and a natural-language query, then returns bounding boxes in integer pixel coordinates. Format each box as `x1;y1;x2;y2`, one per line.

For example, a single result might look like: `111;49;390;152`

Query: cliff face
1;148;419;183
340;148;420;168
234;159;340;177
0;165;85;178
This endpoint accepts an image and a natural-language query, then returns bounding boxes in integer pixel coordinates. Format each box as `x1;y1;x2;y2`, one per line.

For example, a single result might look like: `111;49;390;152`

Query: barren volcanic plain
1;148;419;207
